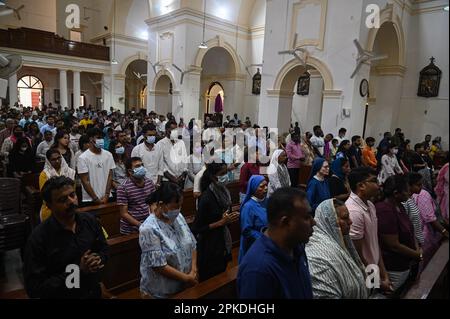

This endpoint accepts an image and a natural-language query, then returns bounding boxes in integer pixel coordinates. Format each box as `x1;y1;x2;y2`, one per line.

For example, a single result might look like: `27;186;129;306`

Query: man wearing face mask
131;124;162;188
77;128;116;206
156;121;188;188
24;176;108;299
117;157;156;235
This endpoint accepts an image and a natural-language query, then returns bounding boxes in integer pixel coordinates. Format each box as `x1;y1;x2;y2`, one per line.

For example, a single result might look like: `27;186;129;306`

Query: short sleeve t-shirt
77;149;116;202
117;177;155;234
375;200;416;271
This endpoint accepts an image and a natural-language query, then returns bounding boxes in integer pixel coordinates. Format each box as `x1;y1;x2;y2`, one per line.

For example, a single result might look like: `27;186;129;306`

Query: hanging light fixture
198;0;208;49
111;0;119;65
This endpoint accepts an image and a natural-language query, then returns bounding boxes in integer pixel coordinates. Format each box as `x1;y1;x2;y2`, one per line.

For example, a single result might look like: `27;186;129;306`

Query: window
17;75;44;109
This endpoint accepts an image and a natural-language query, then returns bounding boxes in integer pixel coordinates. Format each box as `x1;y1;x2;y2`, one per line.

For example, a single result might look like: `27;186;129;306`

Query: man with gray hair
0;118;14;148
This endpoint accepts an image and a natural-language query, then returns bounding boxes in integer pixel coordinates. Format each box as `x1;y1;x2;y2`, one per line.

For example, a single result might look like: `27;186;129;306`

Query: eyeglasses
364;178;378;184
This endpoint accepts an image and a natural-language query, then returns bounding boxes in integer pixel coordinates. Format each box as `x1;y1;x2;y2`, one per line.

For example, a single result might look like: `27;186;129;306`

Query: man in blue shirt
238;187;316;299
40;115;56;135
18;110;32;128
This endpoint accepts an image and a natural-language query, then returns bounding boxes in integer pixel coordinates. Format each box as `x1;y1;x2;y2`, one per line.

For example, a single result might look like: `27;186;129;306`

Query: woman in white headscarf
306;199;369;299
39;148;76;222
267;149;291;197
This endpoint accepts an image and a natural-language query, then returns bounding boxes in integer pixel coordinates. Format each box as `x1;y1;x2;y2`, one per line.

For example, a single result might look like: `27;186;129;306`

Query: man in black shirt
23;176;108;299
348;135;363;168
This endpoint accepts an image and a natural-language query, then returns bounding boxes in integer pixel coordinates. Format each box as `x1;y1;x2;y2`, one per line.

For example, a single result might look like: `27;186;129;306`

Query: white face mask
170;130;179;141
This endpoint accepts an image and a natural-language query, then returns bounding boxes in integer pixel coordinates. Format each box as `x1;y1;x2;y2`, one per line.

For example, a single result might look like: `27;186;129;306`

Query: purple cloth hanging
214;94;223;113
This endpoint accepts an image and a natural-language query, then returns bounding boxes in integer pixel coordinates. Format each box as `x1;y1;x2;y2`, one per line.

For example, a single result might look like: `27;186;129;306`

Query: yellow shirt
39;171;52;222
430;145;439;160
79;119;93;128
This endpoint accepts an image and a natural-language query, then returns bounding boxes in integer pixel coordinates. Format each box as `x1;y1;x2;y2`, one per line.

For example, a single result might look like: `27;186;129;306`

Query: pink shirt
286;141;304;169
345;192;380;266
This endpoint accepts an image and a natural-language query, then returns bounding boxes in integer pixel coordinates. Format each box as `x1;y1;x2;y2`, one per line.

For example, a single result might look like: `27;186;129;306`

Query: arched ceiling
149;0;266;28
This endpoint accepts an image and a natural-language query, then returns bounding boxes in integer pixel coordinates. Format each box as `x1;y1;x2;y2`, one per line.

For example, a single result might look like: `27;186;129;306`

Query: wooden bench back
173;266;238;299
103;234;141;295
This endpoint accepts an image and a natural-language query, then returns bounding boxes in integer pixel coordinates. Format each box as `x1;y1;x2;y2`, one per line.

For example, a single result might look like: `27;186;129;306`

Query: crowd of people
1;103;448;299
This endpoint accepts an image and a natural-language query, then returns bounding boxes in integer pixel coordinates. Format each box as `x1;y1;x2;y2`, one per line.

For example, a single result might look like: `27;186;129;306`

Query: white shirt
36;140;54;160
202;128;222;143
77;149;116;202
310;135;325;156
193;166;207;194
69;133;81;153
131;142;162;184
336;136;346;145
157;137;188;180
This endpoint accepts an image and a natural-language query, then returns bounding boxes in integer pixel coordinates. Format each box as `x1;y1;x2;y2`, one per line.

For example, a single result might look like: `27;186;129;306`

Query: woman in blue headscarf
238;175;268;263
329;157;351;201
306;158;331;216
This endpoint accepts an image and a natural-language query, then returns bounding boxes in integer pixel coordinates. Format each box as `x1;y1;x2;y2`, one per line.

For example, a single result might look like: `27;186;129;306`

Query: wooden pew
298;165;312;189
403;240;449;299
103;233;141;295
172;266;238;299
78;203;122;238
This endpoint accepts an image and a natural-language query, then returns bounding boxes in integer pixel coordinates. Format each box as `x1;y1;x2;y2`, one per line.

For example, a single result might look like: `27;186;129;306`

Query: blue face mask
218;174;229;185
132;166;147;179
163;209;180;223
115;146;125;155
146;136;156;144
95;138;105;149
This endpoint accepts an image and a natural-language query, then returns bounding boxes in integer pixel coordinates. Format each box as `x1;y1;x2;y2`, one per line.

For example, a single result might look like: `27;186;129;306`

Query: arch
119;53;148;76
273;56;334;92
151;69;177;91
193;37;242;74
366;8;406;67
208;81;224;94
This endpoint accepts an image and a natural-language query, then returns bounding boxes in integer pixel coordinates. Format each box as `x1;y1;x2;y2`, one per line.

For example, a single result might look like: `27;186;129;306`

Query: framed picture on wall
54;89;60;103
297;72;310;96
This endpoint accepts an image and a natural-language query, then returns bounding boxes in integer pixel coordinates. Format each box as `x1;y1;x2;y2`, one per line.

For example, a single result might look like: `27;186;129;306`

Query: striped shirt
117;177;155;235
402;198;425;246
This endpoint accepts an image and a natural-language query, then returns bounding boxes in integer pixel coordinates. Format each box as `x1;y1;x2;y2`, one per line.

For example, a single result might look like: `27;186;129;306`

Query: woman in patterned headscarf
306;199;369;299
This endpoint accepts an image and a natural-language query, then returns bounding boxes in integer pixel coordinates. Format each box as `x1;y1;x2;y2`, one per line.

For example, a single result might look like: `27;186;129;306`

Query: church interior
0;0;448;300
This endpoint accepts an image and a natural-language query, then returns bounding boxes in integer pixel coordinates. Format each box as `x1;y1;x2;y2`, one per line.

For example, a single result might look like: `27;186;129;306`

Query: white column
305;72;324;131
102;74;112;111
59;69;68;108
8;73;18;107
320;90;344;135
73;71;81;110
180;70;201;122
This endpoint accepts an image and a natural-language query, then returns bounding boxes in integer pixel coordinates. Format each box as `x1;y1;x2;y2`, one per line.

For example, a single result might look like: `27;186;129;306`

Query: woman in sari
306;199;368;299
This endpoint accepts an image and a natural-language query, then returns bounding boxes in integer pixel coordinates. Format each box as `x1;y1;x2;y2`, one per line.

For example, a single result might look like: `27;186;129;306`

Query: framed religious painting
252;69;261;95
297;72;310;96
418;57;442;98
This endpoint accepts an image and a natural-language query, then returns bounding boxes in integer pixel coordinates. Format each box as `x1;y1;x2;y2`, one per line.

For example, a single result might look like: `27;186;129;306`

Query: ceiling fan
88;75;110;91
350;39;388;79
172;63;196;85
0;53;23;99
148;59;163;75
0;2;25;20
238;55;262;77
278;33;309;67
